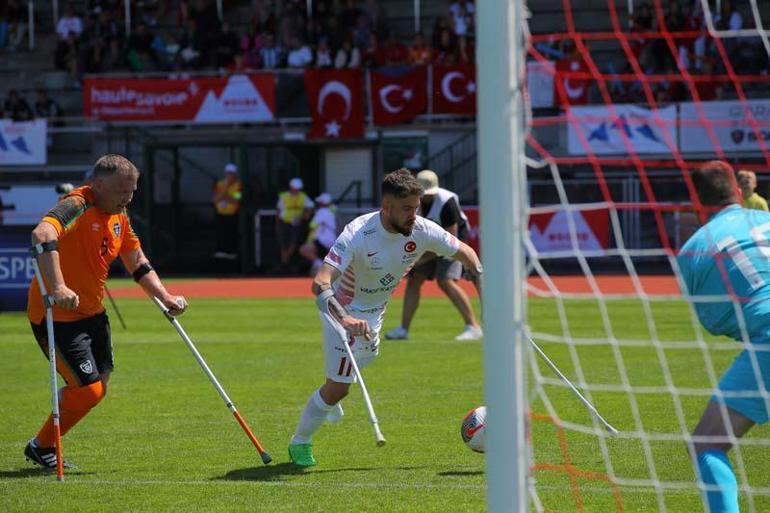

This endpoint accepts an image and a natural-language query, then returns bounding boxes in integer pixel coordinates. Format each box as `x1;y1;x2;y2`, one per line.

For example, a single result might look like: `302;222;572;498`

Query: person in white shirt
56;5;83;40
287;169;483;467
287;36;313;68
385;170;482;341
299;192;338;276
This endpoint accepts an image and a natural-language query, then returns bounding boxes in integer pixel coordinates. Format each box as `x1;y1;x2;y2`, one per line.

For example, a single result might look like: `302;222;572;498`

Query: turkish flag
556;58;589;106
304;69;365;139
371;67;427;126
432;65;476;115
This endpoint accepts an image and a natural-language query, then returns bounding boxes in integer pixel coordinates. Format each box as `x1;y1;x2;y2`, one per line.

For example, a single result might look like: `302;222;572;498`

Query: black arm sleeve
440;198;461;228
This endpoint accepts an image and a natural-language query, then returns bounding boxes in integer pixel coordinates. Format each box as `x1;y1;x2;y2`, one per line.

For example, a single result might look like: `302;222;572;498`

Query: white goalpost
477;1;529;511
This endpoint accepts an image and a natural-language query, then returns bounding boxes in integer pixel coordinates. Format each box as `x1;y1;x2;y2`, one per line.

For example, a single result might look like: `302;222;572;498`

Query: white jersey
324;211;461;331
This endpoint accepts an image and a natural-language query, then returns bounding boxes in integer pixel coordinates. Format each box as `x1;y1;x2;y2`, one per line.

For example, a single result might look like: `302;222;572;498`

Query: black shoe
24;440;76;469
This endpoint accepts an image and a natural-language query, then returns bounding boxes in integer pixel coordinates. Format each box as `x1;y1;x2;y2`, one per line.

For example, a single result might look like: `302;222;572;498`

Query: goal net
519;1;770;511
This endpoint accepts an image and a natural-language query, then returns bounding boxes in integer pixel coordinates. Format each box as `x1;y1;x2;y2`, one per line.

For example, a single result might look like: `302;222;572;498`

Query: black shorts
30;311;113;387
276;221;302;250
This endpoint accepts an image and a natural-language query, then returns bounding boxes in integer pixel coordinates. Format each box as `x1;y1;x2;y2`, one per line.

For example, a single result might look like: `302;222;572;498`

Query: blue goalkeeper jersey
678;204;770;343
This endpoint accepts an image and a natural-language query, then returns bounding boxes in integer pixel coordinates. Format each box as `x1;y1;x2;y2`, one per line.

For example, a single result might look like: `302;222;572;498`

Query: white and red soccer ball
461;406;486;453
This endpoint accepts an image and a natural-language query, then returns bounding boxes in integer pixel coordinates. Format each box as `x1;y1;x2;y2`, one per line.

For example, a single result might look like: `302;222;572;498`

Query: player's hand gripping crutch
29;252;65;481
321;311;387;447
152;297;272;464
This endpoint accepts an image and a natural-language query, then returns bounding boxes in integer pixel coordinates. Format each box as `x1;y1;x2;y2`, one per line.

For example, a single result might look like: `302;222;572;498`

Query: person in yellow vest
737;169;769;211
276;177;314;270
213;163;243;259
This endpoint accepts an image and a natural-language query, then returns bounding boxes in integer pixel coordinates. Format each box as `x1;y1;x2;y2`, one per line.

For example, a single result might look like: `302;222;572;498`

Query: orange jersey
27;186;142;324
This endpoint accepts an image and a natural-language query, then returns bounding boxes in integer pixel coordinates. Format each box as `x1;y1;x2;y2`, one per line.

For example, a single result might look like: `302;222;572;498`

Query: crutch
104;286;127;330
152;297;272;464
29;252;65;481
321;311;386;446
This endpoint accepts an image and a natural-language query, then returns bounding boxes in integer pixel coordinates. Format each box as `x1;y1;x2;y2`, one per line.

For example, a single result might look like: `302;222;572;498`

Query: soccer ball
460;406;486;453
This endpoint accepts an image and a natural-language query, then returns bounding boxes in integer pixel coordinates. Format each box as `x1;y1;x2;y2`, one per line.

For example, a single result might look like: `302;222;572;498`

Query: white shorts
320;311;381;384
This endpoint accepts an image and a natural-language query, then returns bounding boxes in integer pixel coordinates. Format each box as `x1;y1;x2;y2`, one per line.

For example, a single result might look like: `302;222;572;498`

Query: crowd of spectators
0;88;63;121
47;0;476;77
533;0;770;106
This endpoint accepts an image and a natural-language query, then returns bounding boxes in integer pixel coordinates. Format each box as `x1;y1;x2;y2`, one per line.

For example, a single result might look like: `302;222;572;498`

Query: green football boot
288;443;317;467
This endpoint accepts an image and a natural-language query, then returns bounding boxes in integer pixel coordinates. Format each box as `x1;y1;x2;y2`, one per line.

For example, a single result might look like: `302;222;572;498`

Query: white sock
291;388;334;444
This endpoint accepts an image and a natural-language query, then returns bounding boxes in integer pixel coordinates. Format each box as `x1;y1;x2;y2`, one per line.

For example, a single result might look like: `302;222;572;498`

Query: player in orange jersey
24;154;188;469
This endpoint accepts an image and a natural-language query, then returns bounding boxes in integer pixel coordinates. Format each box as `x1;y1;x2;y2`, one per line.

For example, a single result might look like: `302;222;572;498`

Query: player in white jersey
288;169;483;467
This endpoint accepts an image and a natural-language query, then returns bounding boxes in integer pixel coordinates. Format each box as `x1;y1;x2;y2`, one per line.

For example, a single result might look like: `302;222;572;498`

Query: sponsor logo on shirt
113;222;121;237
379;273;395;286
91;223;101;231
363;228;377;236
404;241;417;253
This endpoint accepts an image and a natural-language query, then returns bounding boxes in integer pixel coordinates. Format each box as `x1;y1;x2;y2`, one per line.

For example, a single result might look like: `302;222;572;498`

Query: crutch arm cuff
29;241;58;256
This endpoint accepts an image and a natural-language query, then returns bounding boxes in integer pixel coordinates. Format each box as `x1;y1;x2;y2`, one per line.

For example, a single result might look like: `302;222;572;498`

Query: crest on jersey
113;222;121;237
404;241;417;253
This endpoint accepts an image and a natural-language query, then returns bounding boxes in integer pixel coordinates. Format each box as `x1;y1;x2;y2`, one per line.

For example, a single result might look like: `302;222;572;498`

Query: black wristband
132;262;154;282
29;241;58;256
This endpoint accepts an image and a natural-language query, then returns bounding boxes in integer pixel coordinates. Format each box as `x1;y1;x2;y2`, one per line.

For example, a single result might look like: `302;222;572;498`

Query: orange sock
36;380;105;448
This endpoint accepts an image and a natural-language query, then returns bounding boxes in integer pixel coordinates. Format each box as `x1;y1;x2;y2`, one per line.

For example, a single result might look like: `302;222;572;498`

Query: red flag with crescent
432;65;476;115
370;67;427;126
555;57;589;106
304;69;365;139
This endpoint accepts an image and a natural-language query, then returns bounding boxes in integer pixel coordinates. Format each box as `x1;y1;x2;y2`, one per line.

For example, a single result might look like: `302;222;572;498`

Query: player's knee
62;380;106;412
437;279;454;293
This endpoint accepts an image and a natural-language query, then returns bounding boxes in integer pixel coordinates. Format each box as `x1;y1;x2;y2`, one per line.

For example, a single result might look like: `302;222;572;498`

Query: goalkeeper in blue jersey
678;160;770;513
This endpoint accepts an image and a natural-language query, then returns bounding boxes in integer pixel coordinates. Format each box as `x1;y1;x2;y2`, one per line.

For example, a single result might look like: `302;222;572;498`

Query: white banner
567;104;678;155
680;100;770;153
527;61;554;108
0;119;47;165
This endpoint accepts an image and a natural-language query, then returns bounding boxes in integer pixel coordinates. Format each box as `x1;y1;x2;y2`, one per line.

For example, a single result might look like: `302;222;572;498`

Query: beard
389;214;414;236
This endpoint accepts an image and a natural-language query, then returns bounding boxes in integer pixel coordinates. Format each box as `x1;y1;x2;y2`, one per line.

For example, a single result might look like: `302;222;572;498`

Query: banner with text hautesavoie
83;74;276;123
0;119;47;165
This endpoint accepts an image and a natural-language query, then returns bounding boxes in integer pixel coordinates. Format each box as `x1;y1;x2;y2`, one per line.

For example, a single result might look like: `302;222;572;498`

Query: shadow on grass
437;470;484;477
0;468;97;479
217;463;427;482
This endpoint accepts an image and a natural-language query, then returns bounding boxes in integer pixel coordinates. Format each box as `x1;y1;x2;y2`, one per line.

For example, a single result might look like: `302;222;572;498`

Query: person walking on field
24;154;187;469
385;169;482;341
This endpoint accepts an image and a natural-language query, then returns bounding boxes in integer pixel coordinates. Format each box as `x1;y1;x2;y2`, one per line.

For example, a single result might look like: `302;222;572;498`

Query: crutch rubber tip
376;439;387;447
260;452;273;464
606;426;619;437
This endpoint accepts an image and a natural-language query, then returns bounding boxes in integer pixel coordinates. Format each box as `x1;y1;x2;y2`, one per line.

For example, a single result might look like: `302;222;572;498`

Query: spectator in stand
34;89;64;123
2;0;26;52
431;17;450;49
409;33;431;66
432;28;457;66
632;2;654;31
179;19;203;68
228;53;253;73
54;32;80;79
287;36;313;68
80;14;106;73
214;21;240;69
362;32;384;68
382;30;408;66
56;4;83;41
127;23;158;72
449;0;475;20
737;170;769;212
96;7;123;70
449;3;472;38
260;32;282;69
4;90;34;121
351;13;370;50
315;37;333;68
241;24;265;69
334;37;361;68
456;35;473;65
158;34;181;70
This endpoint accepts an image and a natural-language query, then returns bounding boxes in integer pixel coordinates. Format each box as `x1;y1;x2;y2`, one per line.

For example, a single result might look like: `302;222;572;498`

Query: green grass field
1;291;769;512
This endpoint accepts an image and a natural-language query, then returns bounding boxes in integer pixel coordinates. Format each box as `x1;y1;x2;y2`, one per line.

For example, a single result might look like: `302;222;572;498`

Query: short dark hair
691;160;739;207
381;168;423;198
93;154;140;179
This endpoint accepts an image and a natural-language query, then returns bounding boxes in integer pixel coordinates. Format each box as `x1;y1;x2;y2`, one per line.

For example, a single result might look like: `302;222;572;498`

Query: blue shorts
714;347;770;424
